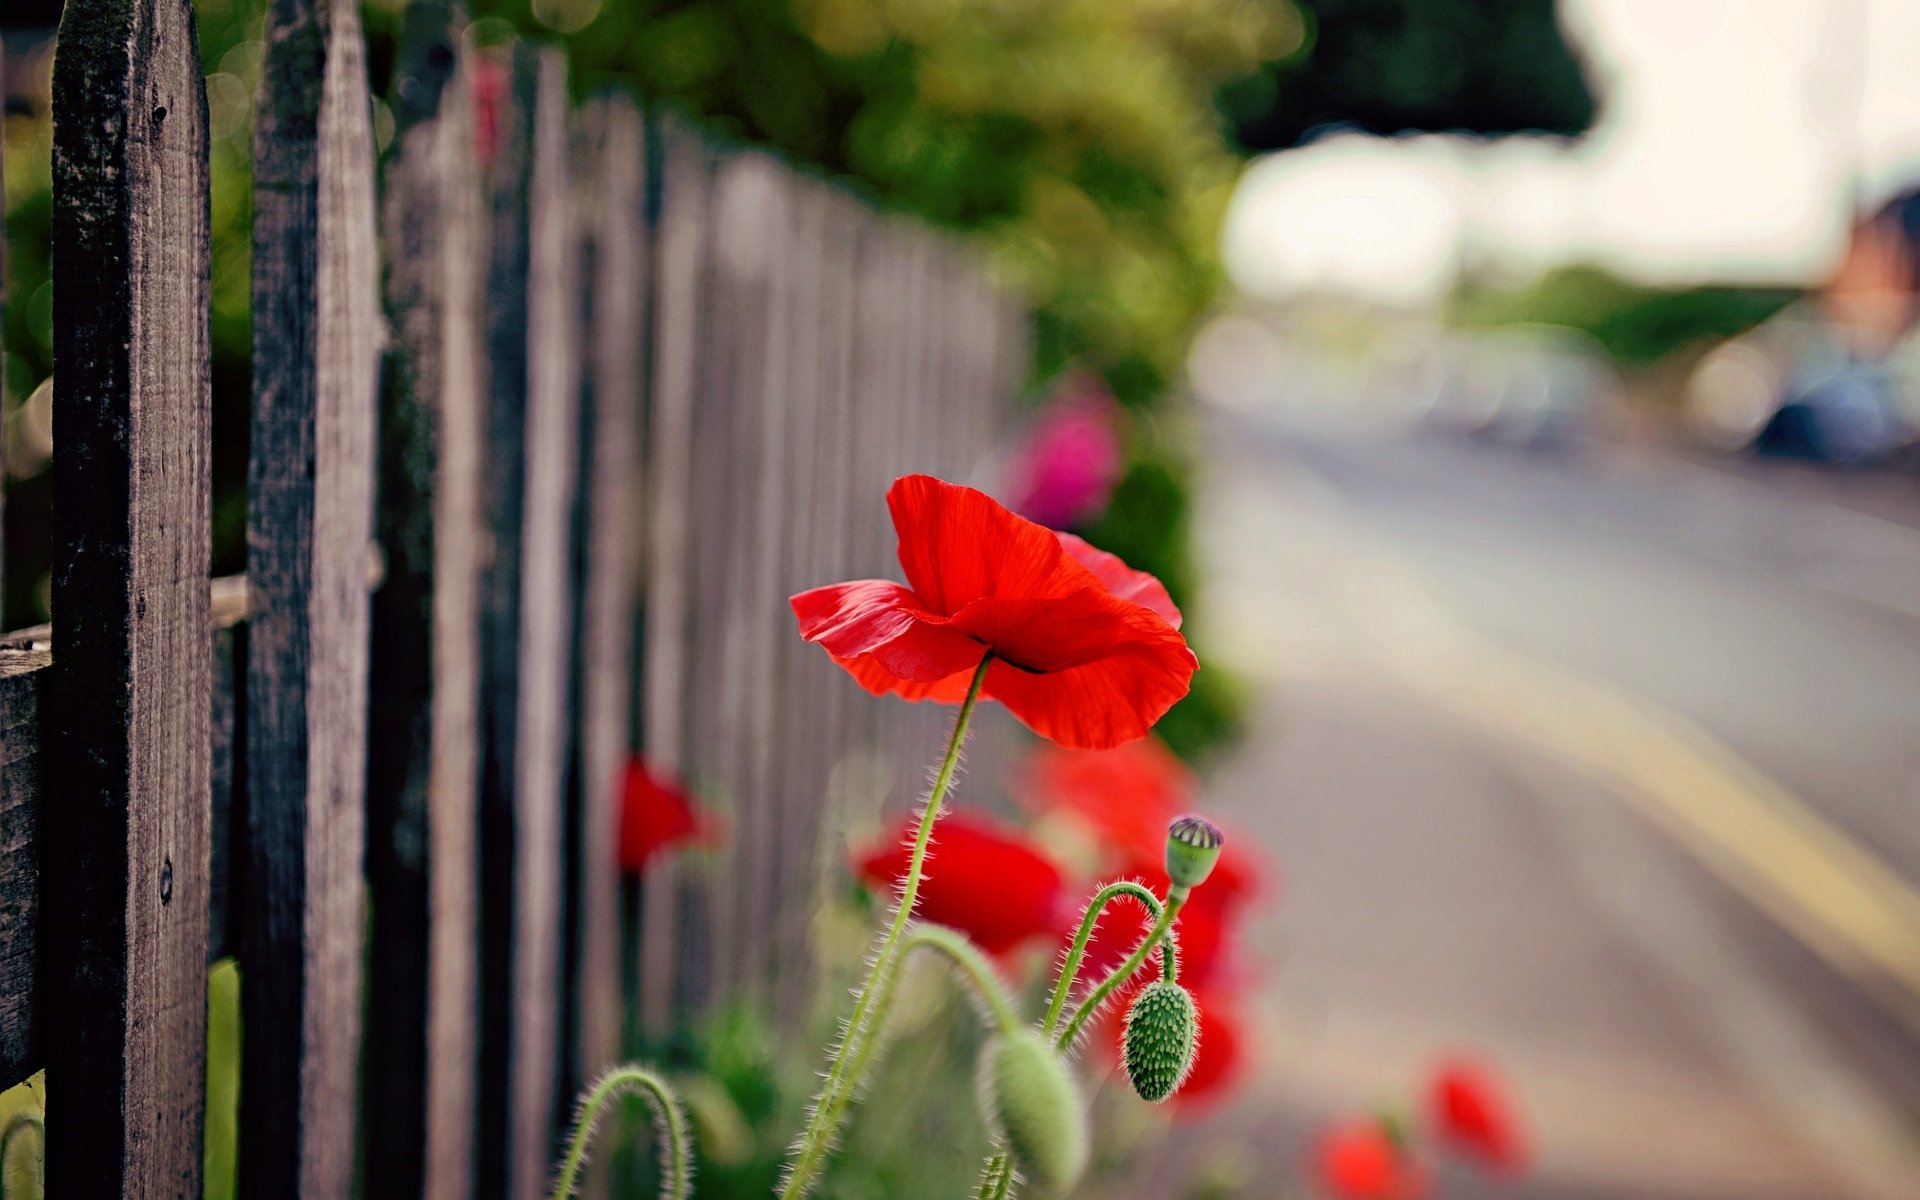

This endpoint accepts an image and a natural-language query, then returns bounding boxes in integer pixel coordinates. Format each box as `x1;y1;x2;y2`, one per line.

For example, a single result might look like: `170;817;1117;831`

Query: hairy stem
975;1151;1013;1200
550;1065;690;1200
780;653;993;1199
1055;891;1187;1052
1042;880;1177;1038
904;923;1021;1035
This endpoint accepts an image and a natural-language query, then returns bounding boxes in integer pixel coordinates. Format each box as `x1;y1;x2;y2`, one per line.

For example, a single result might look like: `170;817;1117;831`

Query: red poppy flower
1429;1058;1528;1174
1020;739;1195;863
854;811;1069;955
790;475;1196;749
617;758;719;874
1316;1118;1429;1200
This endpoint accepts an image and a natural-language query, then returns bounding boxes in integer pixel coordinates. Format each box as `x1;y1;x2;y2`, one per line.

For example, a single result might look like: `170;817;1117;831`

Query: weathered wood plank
45;0;214;1193
242;0;380;1193
476;43;581;1200
565;93;646;1104
364;4;486;1198
637;119;710;1033
0;585;236;1095
0;650;46;1086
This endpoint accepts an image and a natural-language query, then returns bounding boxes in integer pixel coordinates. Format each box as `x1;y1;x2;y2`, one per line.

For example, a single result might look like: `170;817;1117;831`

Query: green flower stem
1042;880;1177;1039
780;653;993;1200
975;1150;1013;1200
1055;889;1187;1052
550;1065;689;1200
903;923;1021;1035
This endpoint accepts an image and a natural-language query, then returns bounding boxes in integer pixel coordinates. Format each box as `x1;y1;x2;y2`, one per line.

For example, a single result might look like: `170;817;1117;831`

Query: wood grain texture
476;43;580;1200
0;585;244;1095
45;1;213;1194
0;650;46;1085
243;0;380;1194
637;119;710;1033
364;5;485;1198
565;94;645;1105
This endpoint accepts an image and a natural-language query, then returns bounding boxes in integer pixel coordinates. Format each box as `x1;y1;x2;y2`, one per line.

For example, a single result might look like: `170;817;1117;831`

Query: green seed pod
1124;980;1199;1102
977;1028;1089;1192
1166;815;1225;890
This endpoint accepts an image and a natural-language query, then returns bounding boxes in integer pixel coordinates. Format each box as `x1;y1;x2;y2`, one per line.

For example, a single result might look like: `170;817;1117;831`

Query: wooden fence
0;1;1025;1196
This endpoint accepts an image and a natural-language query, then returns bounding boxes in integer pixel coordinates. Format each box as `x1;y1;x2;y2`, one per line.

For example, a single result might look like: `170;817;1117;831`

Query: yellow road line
1222;458;1920;1036
1411;645;1920;1034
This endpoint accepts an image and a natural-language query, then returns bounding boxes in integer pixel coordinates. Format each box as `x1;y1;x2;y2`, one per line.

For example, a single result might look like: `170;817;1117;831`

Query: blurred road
1176;411;1920;1199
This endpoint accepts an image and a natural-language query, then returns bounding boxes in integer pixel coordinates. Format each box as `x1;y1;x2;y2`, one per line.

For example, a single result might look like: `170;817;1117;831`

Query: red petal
829;654;981;703
791;580;985;684
854;811;1067;954
887;475;1095;615
1021;740;1193;862
1056;533;1182;628
1429;1059;1528;1174
954;592;1194;749
1316;1120;1427;1200
618;759;717;873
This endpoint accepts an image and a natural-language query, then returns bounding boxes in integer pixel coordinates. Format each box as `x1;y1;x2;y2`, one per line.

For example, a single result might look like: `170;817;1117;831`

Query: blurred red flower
1006;382;1124;530
1429;1058;1528;1174
1316;1118;1428;1200
790;475;1195;749
1175;985;1246;1110
854;811;1069;955
1020;739;1194;862
617;758;719;874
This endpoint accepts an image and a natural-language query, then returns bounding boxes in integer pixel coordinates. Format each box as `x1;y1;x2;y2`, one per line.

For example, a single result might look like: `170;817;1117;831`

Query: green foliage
468;0;1300;407
1227;0;1596;150
1451;264;1801;368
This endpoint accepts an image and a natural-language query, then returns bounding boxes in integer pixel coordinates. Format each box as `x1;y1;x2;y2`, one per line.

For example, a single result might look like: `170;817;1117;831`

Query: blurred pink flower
471;55;508;171
1006;380;1123;530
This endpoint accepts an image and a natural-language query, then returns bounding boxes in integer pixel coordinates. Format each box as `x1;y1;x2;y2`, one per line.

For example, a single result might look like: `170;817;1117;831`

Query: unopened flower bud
977;1028;1089;1192
1165;815;1224;890
1124;980;1198;1102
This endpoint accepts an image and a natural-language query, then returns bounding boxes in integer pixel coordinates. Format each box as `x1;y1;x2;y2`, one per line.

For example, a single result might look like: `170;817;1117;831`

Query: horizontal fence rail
0;1;1026;1196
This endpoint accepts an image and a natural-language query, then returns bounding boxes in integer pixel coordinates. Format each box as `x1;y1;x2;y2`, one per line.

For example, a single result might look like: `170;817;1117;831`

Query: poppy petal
949;592;1194;749
618;759;717;874
855;811;1067;954
791;579;986;683
829;654;981;703
1056;533;1182;628
887;475;1096;615
1429;1059;1528;1174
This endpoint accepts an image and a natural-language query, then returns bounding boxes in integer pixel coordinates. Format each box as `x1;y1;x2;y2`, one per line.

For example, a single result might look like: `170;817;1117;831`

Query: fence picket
637;119;711;1032
365;4;487;1197
476;43;581;1200
242;0;381;1192
567;93;647;1098
0;648;44;1086
43;0;214;1193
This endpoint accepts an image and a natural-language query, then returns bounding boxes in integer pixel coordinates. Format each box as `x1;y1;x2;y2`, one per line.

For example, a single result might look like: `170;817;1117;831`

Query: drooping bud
1123;980;1198;1102
1165;815;1224;890
977;1028;1089;1192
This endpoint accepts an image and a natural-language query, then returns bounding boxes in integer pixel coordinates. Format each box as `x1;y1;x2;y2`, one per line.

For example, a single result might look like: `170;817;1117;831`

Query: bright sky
1222;0;1920;304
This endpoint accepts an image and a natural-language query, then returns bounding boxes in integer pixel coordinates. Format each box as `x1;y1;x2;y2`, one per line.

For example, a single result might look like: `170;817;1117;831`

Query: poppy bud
977;1028;1089;1192
1123;980;1198;1102
1165;815;1224;890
